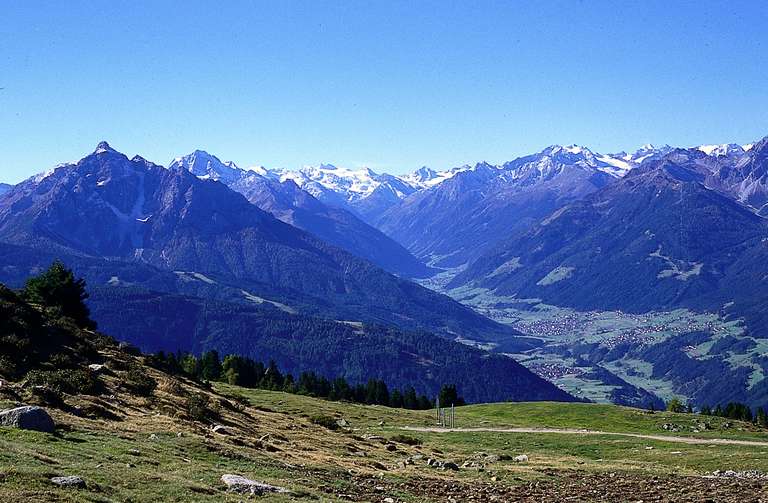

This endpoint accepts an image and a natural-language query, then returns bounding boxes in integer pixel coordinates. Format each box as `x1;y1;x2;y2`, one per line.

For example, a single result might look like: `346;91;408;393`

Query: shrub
26;369;100;395
123;364;157;397
309;415;340;431
666;398;685;413
389;434;422;446
185;393;212;422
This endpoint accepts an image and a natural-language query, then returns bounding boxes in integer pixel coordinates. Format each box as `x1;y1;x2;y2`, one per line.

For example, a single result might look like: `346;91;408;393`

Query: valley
444;285;754;407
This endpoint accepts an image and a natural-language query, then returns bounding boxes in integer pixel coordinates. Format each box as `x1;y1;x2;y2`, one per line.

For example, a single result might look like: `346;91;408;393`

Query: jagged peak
94;141;116;154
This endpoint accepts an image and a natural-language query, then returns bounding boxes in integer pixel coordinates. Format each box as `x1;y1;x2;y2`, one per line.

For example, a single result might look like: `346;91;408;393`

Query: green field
4;383;768;502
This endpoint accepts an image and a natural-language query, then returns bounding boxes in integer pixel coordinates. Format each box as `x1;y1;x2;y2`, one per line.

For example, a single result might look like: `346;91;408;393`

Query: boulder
513;454;529;463
443;461;460;471
221;474;289;495
0;406;55;433
51;476;86;488
211;424;229;435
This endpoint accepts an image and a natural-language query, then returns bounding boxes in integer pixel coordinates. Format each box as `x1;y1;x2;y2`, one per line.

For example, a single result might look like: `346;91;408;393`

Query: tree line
149;350;465;410
665;398;768;426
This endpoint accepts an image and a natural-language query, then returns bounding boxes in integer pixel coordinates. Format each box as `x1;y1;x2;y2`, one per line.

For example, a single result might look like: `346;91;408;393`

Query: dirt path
402;426;768;447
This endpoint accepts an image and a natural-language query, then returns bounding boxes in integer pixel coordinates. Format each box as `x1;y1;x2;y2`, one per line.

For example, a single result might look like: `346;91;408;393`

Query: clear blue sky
1;0;767;183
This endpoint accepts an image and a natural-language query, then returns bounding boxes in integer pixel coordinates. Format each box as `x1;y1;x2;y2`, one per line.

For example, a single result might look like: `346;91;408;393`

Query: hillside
2;288;768;501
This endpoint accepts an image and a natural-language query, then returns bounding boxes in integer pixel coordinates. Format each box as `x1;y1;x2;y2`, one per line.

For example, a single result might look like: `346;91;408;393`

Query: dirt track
402;426;768;447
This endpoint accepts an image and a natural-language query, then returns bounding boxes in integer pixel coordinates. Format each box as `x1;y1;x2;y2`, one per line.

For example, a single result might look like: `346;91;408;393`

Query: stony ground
320;471;768;503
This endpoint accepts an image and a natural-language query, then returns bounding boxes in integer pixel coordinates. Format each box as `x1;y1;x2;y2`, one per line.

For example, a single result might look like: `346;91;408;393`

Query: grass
4;381;768;502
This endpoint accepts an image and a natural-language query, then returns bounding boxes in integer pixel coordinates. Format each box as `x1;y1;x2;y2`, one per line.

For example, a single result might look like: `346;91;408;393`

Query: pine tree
438;384;465;407
757;407;768;428
23;260;95;329
200;350;222;381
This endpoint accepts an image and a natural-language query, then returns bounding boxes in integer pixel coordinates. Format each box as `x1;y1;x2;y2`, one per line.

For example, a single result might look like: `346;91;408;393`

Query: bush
309;415;340;431
389;434;422;446
26;369;100;395
666;398;685;413
185;393;212;422
123;364;157;397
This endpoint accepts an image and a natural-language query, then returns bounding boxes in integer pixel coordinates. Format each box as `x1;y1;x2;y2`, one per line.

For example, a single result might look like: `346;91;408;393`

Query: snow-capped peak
94;141;116;154
697;143;746;157
169;150;243;184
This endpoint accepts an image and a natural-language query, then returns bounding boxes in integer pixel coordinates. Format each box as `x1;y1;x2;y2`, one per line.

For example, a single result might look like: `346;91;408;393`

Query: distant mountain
274;164;419;222
375;146;643;268
0;183;11;196
0;142;523;348
448;146;768;408
450;148;768;319
169;151;433;278
703;138;768;215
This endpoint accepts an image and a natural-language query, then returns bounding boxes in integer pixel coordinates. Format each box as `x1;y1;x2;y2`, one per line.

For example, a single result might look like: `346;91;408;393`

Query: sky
1;0;767;183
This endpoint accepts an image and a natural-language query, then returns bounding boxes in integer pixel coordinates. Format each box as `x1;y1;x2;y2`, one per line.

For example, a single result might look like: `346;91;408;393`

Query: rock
129;449;141;456
118;342;141;355
51;476;86;488
211;424;229;435
149;433;158;441
384;498;395;503
385;444;397;452
0;406;55;433
336;418;350;428
221;474;290;495
513;454;529;463
378;421;385;426
443;462;460;471
88;364;106;373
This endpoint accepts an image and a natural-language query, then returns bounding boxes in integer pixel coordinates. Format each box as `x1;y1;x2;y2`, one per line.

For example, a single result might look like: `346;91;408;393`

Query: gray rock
336;418;350;428
51;476;86;488
513;454;529;463
0;406;55;433
211;424;229;435
88;364;106;373
221;474;289;495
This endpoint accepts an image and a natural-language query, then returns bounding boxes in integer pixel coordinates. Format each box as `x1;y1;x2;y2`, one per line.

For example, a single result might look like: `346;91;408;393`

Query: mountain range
2;136;767;409
0;142;564;403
